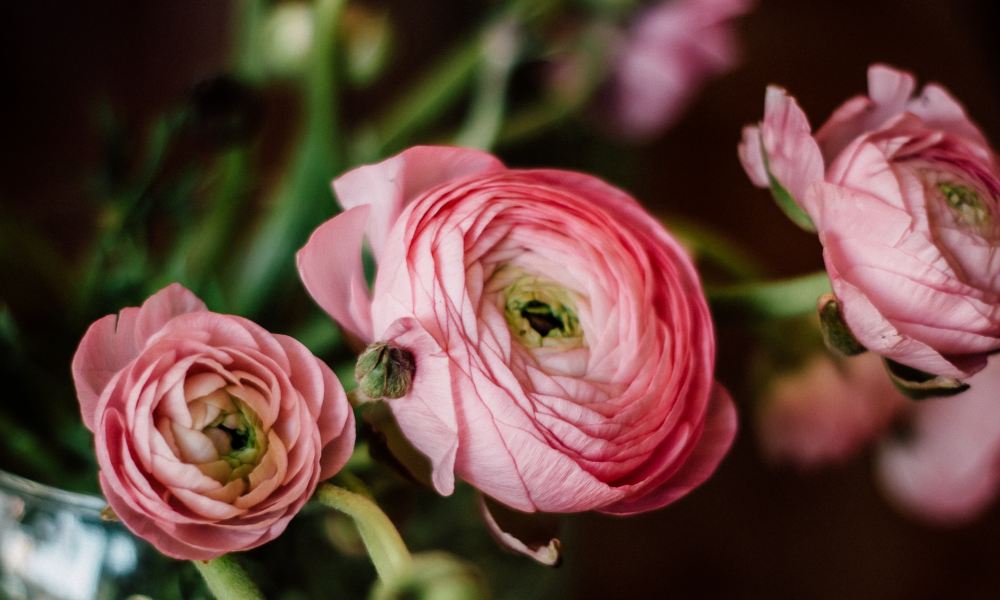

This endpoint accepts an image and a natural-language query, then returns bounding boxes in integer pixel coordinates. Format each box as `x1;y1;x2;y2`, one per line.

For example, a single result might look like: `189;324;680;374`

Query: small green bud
817;294;866;356
355;342;415;400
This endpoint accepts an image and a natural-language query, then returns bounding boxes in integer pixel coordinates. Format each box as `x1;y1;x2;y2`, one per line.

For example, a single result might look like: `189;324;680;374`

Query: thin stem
707;271;831;321
453;19;521;150
316;482;412;582
193;555;264;600
231;0;345;315
363;35;481;159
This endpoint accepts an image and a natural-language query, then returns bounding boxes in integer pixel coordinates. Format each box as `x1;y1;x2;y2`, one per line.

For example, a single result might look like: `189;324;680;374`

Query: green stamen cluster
503;276;583;349
938;182;989;228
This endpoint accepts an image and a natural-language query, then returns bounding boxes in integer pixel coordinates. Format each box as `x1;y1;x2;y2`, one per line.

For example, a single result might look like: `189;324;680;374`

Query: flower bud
355;342;415;400
370;553;488;600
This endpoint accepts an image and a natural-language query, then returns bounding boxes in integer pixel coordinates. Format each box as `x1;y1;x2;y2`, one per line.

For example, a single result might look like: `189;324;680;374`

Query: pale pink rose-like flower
877;357;1000;524
758;353;907;468
71;284;355;560
606;0;753;138
298;146;735;545
739;65;1000;379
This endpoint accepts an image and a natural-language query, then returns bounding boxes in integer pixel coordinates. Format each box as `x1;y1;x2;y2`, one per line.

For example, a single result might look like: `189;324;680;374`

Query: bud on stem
355;342;416;400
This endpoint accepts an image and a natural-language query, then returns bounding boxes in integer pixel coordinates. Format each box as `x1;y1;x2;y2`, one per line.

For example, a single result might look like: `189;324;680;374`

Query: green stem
362;35;481;160
316;482;412;582
231;0;345;315
707;271;831;321
193;555;264;600
453;19;520;150
356;0;560;160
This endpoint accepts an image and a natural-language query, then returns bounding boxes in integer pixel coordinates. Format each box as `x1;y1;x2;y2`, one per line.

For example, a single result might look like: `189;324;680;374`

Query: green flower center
503;276;583;349
938;182;989;228
201;397;267;480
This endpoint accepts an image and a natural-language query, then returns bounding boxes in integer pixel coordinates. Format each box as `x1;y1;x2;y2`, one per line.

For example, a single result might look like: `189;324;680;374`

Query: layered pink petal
297;205;375;341
333;145;504;261
72;284;206;430
737;125;768;187
380;318;459;495
600;384;736;515
757;86;825;215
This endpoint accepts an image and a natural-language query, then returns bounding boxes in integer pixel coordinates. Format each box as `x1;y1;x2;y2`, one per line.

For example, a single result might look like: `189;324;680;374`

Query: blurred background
3;0;1000;598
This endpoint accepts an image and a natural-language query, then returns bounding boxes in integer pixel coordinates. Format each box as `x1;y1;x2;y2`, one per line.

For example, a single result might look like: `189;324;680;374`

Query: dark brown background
4;1;1000;598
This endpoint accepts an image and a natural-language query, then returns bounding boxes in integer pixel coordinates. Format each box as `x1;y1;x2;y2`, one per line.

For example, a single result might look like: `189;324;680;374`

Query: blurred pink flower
606;0;753;138
298;146;735;528
877;356;1000;524
759;350;1000;524
740;65;1000;379
72;284;355;559
758;353;907;468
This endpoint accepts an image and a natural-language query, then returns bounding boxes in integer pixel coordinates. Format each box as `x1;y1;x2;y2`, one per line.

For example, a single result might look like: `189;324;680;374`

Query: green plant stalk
358;0;561;160
453;20;520;150
193;555;264;600
231;0;345;316
316;482;412;582
707;271;831;321
363;36;481;160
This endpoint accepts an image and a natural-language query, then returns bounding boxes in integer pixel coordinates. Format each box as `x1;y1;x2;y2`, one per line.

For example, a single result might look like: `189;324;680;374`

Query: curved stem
316;482;412;582
707;271;831;321
193;555;264;600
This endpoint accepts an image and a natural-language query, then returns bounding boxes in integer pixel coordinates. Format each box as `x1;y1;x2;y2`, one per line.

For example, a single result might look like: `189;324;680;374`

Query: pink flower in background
606;0;753;138
758;353;907;468
72;284;355;559
298;146;735;544
758;350;1000;524
739;65;1000;379
877;357;1000;524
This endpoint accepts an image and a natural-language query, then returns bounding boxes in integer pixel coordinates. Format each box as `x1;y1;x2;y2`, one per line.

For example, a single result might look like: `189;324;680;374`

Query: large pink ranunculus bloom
739;64;1000;379
605;0;753;138
71;284;355;560
298;146;735;524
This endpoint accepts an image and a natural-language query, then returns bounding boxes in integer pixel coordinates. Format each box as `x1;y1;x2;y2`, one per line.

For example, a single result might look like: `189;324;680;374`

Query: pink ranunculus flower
877;356;1000;524
298;146;735;544
71;284;355;560
605;0;753;138
758;352;907;469
739;64;1000;379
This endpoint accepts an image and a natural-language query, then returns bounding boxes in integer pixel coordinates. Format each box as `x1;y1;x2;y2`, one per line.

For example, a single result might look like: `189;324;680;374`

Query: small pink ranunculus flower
298;146;735;526
71;284;355;560
605;0;753;138
739;64;1000;379
758;352;907;469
